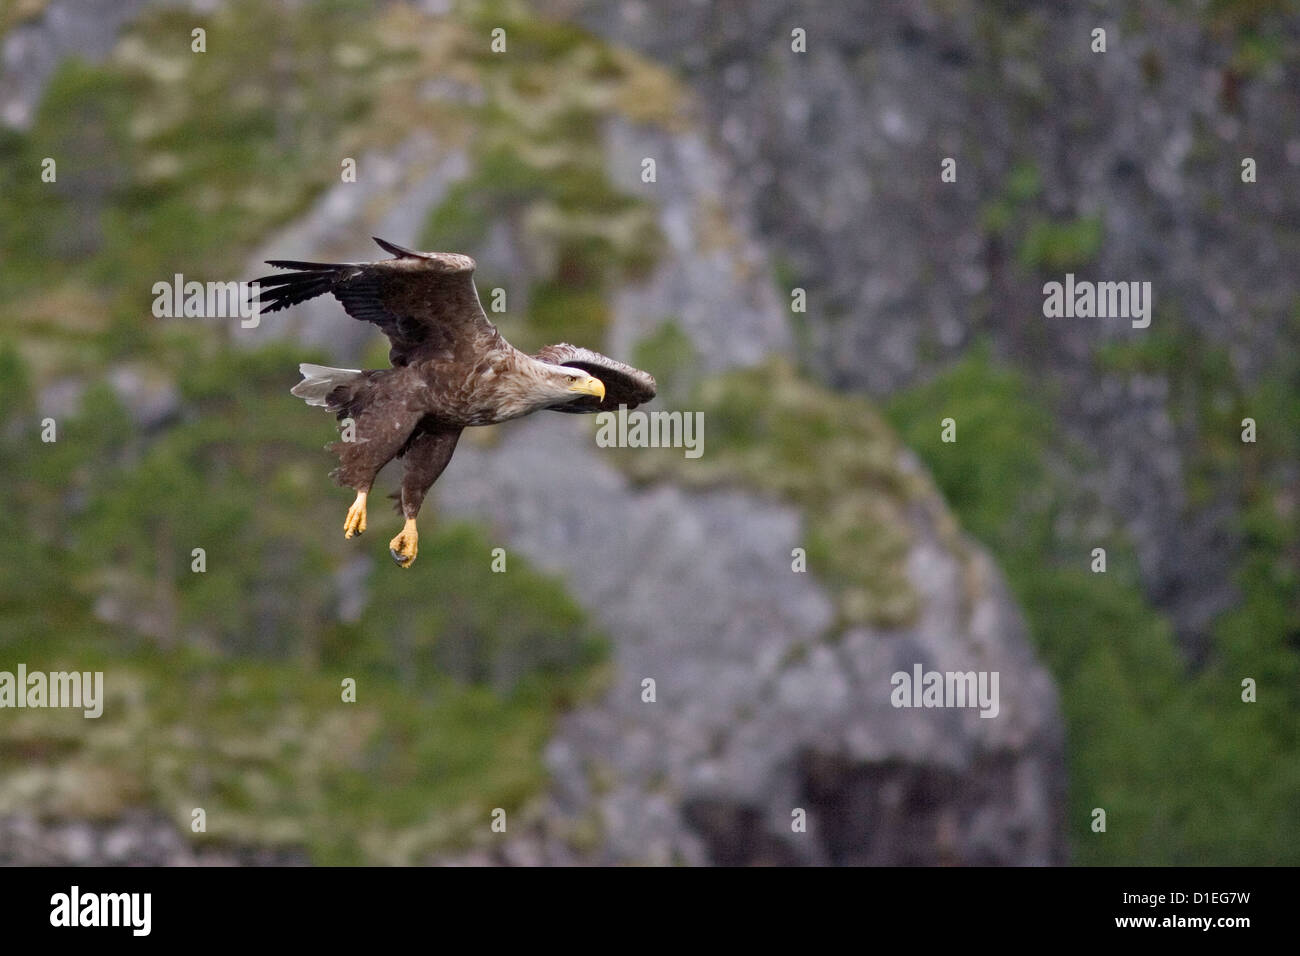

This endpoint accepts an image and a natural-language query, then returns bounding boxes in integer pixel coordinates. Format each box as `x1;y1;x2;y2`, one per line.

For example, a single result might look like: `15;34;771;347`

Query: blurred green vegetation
629;319;700;407
1199;0;1298;75
981;163;1105;274
885;345;1300;864
420;2;669;352
1016;216;1104;273
0;342;608;863
981;162;1103;274
0;0;386;343
980;161;1041;236
0;0;655;863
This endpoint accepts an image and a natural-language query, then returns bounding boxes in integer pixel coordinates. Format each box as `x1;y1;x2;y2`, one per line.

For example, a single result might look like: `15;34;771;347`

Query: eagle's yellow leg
343;490;368;538
389;518;418;568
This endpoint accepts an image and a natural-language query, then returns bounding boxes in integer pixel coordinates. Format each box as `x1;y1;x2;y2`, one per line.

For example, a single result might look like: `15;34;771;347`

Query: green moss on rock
419;1;673;353
609;359;923;630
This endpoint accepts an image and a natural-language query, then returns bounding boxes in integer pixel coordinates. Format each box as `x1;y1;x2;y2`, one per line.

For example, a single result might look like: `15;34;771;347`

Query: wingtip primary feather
373;236;424;259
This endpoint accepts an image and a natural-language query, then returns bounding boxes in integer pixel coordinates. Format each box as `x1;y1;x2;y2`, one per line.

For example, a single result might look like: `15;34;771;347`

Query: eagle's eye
563;372;606;401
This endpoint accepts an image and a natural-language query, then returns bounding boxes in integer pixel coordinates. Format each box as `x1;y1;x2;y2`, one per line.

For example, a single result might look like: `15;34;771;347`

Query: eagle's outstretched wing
253;237;499;366
534;343;657;413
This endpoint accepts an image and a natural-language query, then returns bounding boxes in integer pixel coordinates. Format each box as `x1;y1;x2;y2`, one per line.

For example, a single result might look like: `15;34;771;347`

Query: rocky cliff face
437;419;1064;864
0;0;1067;865
547;0;1300;662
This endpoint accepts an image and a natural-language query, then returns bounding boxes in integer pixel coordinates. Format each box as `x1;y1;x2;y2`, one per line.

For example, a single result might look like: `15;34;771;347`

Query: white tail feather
291;363;362;407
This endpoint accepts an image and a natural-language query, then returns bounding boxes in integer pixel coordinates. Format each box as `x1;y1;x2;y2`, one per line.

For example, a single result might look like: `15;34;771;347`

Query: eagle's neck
483;350;567;422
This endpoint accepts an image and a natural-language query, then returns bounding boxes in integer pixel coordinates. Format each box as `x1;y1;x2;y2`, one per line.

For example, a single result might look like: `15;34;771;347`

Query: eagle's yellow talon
344;490;368;538
388;518;418;568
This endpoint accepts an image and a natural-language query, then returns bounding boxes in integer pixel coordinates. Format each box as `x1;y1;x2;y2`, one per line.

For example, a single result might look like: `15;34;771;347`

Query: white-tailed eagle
253;237;656;567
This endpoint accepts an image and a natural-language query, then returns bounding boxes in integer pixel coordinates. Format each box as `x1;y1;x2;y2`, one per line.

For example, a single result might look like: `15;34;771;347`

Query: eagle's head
497;360;606;418
543;364;606;408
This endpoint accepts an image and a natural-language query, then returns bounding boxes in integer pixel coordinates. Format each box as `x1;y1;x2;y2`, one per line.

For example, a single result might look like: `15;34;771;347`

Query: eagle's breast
416;347;536;427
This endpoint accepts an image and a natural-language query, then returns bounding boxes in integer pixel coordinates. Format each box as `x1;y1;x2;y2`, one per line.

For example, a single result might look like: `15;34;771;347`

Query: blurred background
0;0;1297;865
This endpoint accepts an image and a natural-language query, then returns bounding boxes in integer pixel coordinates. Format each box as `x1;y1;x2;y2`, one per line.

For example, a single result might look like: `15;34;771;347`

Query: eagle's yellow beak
569;375;605;401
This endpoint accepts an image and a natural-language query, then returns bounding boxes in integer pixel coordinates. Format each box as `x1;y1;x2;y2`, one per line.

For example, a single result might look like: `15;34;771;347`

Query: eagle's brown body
254;237;656;566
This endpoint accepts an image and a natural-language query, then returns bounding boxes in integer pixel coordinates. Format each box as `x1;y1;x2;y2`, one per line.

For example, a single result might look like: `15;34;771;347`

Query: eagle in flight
254;237;656;567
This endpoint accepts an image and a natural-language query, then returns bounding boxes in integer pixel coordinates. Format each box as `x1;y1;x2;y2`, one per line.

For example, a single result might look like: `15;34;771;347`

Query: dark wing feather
252;238;498;366
534;343;657;413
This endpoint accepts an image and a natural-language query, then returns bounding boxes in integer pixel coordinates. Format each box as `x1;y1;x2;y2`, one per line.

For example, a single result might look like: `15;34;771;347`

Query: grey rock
602;119;794;370
436;416;1065;865
548;0;1295;661
0;811;307;866
2;0;153;129
107;365;180;431
244;135;470;362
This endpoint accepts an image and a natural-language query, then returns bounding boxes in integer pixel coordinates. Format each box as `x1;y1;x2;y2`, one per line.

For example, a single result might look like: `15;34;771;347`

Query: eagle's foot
343;490;368;538
389;518;418;568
